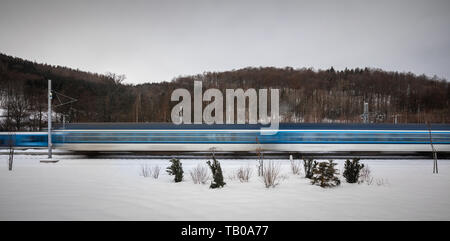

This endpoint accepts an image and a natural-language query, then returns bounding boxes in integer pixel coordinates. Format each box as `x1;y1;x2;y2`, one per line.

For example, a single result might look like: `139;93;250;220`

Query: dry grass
140;164;161;179
190;164;210;184
140;164;151;177
358;165;389;186
236;165;252;182
262;161;282;188
290;159;302;175
151;165;161;179
375;178;389;186
359;165;372;184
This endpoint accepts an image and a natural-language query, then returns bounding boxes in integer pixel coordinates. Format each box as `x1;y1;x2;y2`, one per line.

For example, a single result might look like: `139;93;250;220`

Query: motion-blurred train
1;123;450;155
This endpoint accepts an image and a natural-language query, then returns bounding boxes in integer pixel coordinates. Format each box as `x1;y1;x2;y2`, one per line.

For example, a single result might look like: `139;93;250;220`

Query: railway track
1;149;447;159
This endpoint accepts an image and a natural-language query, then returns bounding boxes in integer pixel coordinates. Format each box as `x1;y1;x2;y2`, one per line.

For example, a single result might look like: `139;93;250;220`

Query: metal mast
41;79;58;163
48;79;52;159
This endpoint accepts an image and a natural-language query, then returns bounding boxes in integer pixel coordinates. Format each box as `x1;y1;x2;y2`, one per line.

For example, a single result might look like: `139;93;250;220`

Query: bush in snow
262;161;282;188
375;178;389;186
140;164;161;179
303;158;317;179
343;158;364;183
236;165;252;182
290;159;302;175
150;165;161;179
190;164;209;184
227;172;237;181
311;160;341;188
359;165;372;184
166;158;184;182
140;164;151;177
207;157;226;188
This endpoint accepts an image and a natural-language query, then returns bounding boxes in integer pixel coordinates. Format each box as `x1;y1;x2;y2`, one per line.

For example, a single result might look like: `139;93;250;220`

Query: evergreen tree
343;158;364;183
311;160;340;188
206;156;226;188
166;158;183;182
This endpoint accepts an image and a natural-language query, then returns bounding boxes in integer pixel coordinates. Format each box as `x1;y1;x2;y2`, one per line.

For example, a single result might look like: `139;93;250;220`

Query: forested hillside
1;53;448;131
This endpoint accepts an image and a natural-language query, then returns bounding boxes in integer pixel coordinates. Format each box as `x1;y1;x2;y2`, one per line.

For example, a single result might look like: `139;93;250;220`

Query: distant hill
0;53;448;131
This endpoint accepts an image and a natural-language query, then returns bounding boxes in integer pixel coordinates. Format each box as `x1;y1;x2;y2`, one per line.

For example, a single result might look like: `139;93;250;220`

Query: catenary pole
48;79;52;159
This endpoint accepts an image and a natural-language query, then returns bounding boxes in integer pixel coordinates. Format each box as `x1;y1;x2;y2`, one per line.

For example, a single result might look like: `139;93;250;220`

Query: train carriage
2;123;449;154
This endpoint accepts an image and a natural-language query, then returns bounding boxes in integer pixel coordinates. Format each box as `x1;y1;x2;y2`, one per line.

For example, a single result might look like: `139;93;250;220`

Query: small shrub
140;165;161;179
207;157;226;188
262;161;281;188
166;158;184;182
303;159;317;179
375;178;389;186
190;164;209;184
236;165;252;182
311;160;341;188
151;165;161;179
140;164;151;177
359;165;372;184
290;159;302;175
343;158;364;183
227;172;237;181
279;174;289;181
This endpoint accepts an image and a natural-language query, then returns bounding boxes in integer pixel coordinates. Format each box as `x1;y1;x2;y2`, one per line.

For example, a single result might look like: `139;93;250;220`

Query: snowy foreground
0;154;449;220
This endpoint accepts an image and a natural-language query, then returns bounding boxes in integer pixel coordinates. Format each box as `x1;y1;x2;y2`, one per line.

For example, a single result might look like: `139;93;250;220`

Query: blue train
0;132;48;148
1;123;450;154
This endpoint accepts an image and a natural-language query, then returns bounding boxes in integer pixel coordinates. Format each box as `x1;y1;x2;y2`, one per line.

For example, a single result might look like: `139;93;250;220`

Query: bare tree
106;72;126;85
5;92;30;131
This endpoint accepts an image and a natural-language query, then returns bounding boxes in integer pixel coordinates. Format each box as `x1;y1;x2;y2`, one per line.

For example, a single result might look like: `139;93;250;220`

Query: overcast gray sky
0;0;449;84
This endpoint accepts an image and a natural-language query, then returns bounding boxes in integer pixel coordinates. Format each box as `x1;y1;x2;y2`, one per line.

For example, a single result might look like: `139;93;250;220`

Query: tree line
0;53;448;131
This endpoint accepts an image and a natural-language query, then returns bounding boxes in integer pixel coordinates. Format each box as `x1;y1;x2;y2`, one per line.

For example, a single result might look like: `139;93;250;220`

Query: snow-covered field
0;154;449;220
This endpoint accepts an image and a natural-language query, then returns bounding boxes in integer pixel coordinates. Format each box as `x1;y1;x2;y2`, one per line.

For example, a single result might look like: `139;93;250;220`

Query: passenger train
1;123;450;155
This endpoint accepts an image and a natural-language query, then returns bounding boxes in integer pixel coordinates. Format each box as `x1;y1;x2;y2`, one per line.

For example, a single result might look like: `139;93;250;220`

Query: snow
0;155;449;220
